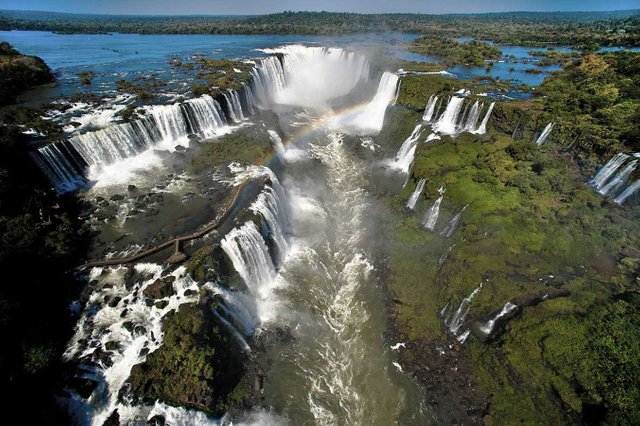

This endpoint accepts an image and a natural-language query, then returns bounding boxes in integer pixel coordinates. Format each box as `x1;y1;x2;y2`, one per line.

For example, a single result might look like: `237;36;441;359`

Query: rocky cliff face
0;42;54;105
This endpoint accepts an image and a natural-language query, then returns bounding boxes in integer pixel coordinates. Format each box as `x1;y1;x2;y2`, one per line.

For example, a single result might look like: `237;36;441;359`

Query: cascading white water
339;71;399;134
220;221;279;331
615;179;640;204
219;167;288;333
249;181;289;264
421;95;494;137
477;301;518;336
262;45;370;108
590;152;640;203
590;153;630;190
64;264;201;426
29;145;86;192
463;101;482;132
434;97;465;135
439;204;469;238
534;122;555;146
422;95;438;122
474;102;495;135
268;130;285;156
223;90;245;123
390;125;423;173
406;178;426;210
444;282;483;335
421;192;444;231
35;94;230;191
599;160;637;196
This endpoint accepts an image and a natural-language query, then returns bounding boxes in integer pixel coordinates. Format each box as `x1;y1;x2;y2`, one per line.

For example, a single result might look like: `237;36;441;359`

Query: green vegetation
189;111;279;173
490;51;640;169
187;57;253;97
529;48;581;66
0;42;54;105
383;60;640;423
1;10;639;48
116;75;166;100
126;303;249;415
410;37;501;66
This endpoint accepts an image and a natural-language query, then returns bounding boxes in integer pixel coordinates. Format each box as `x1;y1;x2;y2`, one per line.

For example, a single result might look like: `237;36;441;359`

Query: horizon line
1;8;639;18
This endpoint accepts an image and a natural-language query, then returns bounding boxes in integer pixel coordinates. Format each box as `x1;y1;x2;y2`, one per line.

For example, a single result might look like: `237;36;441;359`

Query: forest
1;10;639;47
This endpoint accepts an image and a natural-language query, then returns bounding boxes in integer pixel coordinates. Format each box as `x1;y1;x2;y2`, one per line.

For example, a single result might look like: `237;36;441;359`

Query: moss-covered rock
124;303;248;415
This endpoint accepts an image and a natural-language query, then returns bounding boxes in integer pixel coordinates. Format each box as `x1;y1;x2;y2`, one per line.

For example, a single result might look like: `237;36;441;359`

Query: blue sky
1;0;637;15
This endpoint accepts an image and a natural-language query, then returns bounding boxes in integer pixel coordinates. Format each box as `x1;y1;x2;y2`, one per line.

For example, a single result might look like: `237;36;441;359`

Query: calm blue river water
2;30;636;103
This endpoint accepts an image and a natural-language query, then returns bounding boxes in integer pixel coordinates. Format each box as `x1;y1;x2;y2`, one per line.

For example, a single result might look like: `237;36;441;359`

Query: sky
1;0;637;15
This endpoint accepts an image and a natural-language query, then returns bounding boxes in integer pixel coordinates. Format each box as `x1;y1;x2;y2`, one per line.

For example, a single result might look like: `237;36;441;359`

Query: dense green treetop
1;10;639;47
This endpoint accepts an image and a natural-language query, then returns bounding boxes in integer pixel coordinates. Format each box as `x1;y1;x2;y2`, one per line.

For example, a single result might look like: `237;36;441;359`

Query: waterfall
434;97;465;135
445;283;483;335
223;91;242;123
33;94;229;192
30;144;87;192
474;102;495;135
219;169;288;331
614;180;640;204
421;192;444;231
249;180;289;265
339;71;399;134
534;122;555;146
406;178;426;210
422;95;438;122
598;160;637;196
242;82;257;114
257;45;370;109
268;130;285;156
477;302;518;336
590;153;630;190
220;222;278;327
439;204;469;238
463;101;482;132
390;125;423;173
590;152;640;203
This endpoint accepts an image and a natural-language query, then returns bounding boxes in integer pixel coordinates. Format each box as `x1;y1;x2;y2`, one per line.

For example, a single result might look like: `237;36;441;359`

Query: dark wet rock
120;309;128;318
0;43;55;105
143;278;174;300
92;348;113;367
400;338;488;425
123;267;134;281
155;300;169;309
139;347;150;357
94;211;112;221
127;209;141;216
127;184;137;192
69;377;98;399
103;409;120;426
175;145;187;152
110;194;125;201
123;321;134;333
108;296;122;308
145;208;160;217
183;289;197;297
147;415;165;426
145;298;154;307
105;341;119;351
